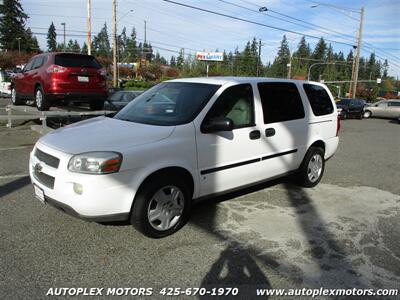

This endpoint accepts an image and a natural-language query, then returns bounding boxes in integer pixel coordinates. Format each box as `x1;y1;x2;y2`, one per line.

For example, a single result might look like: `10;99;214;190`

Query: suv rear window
303;84;334;116
54;54;101;69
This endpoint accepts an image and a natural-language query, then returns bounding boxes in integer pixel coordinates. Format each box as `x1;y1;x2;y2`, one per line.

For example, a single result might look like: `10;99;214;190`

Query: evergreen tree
81;42;88;54
170;56;176;67
24;27;39;52
269;35;290;78
92;23;110;57
47;22;57;52
176;49;184;68
0;0;28;51
126;27;138;62
382;59;389;78
293;36;311;78
71;40;80;53
311;37;327;80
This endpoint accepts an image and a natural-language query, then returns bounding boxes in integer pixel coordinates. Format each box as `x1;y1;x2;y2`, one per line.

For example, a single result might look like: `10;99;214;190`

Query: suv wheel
89;100;104;111
364;110;372;118
297;147;325;188
11;87;22;105
357;112;363;119
131;175;191;238
35;87;50;111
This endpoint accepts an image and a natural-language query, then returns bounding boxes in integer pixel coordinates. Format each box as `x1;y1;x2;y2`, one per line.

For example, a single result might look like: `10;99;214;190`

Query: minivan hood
39;116;174;154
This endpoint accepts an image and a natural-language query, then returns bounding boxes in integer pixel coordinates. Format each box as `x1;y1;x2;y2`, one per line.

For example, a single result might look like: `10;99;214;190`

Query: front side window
376;102;388;108
23;58;35;72
258;82;305;124
303;84;334;116
204;84;254;129
115;82;220;126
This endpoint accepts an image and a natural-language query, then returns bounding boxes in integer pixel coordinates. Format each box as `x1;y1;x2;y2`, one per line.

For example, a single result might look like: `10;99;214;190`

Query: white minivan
29;77;339;238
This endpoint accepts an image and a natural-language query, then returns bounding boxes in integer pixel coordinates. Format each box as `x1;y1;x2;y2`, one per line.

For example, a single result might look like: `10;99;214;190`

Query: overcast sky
21;0;400;77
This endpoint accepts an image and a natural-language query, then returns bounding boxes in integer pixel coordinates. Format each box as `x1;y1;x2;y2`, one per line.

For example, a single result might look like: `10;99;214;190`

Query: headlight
68;152;122;174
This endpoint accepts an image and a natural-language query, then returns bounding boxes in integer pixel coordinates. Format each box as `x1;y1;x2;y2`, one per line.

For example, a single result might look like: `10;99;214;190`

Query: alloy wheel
307;154;323;183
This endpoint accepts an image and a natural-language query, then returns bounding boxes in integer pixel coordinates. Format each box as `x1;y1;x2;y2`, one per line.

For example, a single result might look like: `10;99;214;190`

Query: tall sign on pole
196;52;224;77
112;0;117;87
87;0;91;55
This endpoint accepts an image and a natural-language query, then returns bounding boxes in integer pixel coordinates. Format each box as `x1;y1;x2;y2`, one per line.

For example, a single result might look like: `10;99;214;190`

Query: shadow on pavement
0;176;30;198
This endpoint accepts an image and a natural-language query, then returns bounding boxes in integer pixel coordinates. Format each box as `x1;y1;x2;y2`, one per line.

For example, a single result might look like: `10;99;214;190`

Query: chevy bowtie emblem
35;163;43;173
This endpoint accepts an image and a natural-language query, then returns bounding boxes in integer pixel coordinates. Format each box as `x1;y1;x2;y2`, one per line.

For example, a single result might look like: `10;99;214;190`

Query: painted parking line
0;174;29;179
0;145;33;151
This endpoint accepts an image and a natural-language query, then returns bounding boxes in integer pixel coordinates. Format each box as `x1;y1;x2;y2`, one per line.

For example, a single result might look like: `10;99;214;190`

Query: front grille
35;148;60;169
33;167;55;189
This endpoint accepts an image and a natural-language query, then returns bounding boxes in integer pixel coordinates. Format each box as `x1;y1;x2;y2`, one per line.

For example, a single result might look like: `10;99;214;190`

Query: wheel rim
36;90;42;108
147;185;184;231
11;89;16;104
307;154;323;183
364;111;371;118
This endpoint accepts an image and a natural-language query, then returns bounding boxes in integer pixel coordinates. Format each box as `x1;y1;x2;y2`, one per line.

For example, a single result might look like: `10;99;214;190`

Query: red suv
11;52;108;111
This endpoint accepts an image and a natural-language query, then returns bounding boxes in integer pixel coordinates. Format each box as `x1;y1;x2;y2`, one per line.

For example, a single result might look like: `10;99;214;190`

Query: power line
162;0;356;47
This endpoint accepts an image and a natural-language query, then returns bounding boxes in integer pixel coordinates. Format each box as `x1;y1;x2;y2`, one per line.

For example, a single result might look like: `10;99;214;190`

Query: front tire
131;175;191;238
296;147;325;188
11;87;22;105
35;87;50;111
364;110;372;118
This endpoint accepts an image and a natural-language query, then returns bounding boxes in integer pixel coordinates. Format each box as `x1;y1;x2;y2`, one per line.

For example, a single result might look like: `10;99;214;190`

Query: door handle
249;130;261;140
265;128;276;137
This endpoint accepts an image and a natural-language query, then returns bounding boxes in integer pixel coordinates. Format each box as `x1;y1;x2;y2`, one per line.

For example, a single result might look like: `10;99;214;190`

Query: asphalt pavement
0;97;399;299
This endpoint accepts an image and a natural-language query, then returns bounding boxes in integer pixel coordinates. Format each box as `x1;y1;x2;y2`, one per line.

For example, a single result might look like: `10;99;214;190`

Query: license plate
78;76;89;82
34;185;45;204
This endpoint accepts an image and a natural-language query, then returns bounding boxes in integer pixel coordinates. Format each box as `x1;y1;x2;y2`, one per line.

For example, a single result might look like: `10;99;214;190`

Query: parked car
363;100;400;119
29;78;339;238
11;52;108;111
335;98;365;119
104;90;142;111
0;69;12;97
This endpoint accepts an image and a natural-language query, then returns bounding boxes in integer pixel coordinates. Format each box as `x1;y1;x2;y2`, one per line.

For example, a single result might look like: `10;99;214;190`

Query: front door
195;83;263;196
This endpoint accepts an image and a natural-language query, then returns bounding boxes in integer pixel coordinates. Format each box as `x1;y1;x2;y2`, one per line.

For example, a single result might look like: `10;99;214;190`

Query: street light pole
87;0;91;55
307;62;336;81
112;0;117;87
61;22;66;52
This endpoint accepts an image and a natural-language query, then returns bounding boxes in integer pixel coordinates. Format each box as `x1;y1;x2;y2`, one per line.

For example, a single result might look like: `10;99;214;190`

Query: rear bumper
46;92;108;103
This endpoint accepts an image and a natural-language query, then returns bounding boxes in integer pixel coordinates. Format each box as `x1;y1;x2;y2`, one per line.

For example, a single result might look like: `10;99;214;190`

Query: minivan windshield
114;82;220;126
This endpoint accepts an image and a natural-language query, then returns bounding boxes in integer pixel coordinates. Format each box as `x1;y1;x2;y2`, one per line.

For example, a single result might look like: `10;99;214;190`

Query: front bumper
29;142;136;222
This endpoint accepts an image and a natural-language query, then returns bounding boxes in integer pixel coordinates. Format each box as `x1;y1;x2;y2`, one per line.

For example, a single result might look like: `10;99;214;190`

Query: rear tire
357;112;363;119
11;87;22;105
89;99;104;111
35;87;50;111
131;175;191;238
296;147;325;188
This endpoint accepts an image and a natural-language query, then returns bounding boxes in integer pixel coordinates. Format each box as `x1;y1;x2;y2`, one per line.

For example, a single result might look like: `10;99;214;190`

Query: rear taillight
336;116;341;136
98;68;107;77
46;64;67;73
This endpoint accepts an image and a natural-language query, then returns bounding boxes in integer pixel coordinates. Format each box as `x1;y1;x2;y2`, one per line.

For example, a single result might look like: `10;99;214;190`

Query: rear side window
388;101;400;107
258;82;305;124
303;84;334;116
32;56;44;69
55;54;101;69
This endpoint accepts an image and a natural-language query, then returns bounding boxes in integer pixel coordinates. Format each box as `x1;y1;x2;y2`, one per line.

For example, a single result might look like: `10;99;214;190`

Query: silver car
364;100;400;119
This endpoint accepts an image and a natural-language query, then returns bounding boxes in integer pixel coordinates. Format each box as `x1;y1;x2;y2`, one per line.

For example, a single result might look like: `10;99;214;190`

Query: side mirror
201;117;234;133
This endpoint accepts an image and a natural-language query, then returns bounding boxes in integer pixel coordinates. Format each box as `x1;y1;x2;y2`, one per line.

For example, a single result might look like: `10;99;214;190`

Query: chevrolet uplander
30;77;339;238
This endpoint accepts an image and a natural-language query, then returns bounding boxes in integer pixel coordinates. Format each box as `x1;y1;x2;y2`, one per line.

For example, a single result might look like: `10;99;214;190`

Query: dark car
11;52;108;111
336;98;365;119
104;90;142;111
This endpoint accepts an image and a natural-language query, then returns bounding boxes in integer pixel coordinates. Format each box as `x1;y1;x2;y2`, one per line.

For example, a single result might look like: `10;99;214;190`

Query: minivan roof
167;76;324;86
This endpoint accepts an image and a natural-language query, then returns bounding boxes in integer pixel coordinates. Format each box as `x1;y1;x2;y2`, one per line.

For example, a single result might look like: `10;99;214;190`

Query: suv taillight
336;116;341;136
47;64;67;73
98;68;107;77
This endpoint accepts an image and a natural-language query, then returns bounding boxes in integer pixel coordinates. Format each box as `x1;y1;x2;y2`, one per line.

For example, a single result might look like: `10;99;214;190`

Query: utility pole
16;37;21;54
351;7;364;98
112;0;117;87
61;22;66;52
144;20;147;44
87;0;91;55
287;54;292;79
257;39;261;76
